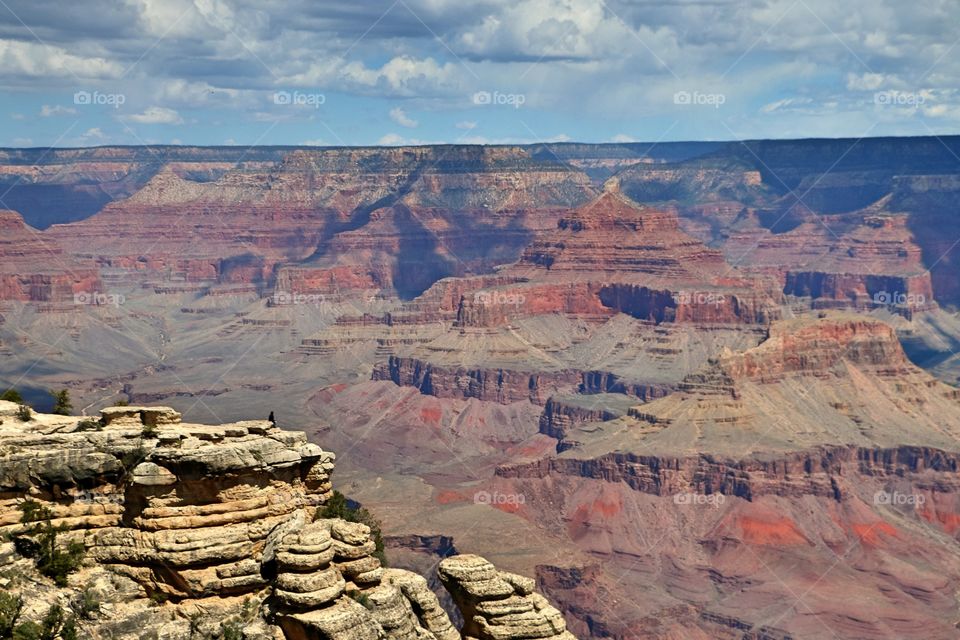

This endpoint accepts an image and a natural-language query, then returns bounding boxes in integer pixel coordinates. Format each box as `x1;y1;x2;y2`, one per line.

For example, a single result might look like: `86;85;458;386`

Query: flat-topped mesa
670;315;914;399
592;314;960;457
0;404;576;640
0;209;102;303
717;314;912;382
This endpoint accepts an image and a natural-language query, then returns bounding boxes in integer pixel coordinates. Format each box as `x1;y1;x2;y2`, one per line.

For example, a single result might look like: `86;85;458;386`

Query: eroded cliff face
472;315;960;639
39;146;593;299
0;403;577;640
0;209;101;304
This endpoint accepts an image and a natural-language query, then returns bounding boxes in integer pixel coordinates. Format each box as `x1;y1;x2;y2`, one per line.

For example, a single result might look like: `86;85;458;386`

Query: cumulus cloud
40;104;76;117
378;132;433;146
122;107;184;125
0;40;122;81
760;97;814;114
389;107;418;128
0;0;959;143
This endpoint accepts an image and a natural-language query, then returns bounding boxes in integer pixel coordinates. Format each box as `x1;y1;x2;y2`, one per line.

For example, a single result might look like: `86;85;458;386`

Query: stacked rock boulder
439;555;576;640
0;401;576;640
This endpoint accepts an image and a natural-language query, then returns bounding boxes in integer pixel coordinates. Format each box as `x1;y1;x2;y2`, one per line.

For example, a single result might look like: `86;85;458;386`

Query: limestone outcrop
439;555;575;640
0;403;575;640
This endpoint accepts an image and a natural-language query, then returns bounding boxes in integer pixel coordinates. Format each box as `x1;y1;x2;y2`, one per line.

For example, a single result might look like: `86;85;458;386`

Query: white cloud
846;73;888;91
610;133;637;142
456;120;478;130
378;132;434;146
0;40;121;79
122;107;184;125
68;128;107;146
760;97;814;114
456;0;640;61
40;104;77;117
389;107;418;128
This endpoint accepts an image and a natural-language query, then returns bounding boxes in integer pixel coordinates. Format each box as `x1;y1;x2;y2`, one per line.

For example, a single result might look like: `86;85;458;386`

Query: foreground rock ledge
0;402;576;640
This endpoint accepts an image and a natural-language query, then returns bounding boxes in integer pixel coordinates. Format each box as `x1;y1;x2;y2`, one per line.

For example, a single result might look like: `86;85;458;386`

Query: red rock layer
510;186;735;284
371;356;583;405
717;316;912;382
0;210;101;302
46;147;594;296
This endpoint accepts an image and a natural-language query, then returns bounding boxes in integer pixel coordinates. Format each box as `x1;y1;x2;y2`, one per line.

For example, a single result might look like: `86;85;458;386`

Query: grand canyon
2;138;960;639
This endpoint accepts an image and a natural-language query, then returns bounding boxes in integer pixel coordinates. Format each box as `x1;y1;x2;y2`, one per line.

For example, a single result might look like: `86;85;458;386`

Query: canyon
2;138;960;638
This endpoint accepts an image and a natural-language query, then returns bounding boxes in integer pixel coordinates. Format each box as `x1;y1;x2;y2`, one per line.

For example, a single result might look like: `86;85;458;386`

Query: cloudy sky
1;0;958;147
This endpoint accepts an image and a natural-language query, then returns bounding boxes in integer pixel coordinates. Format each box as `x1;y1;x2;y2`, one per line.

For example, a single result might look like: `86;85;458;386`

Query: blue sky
1;0;958;147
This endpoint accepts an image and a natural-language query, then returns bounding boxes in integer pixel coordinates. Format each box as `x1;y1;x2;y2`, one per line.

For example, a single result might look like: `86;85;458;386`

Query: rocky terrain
3;138;960;639
0;402;576;640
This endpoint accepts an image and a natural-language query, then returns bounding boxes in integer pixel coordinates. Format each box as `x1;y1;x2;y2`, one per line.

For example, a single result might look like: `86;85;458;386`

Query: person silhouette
268;411;276;426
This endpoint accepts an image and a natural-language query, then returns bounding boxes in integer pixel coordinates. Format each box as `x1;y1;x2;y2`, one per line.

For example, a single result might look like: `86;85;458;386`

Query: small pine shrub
15;502;85;587
70;589;100;620
148;592;168;607
49;390;72;416
220;621;243;640
1;389;23;404
345;590;372;610
8;603;77;640
15;405;32;422
0;592;24;638
75;419;102;432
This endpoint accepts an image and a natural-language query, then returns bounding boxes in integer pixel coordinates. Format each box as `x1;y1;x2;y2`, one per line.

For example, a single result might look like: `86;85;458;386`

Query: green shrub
0;592;24;639
75;419;102;432
15;502;85;587
220;621;243;640
316;491;387;566
112;399;129;407
1;389;23;404
49;390;72;417
14;405;32;422
345;590;372;610
10;604;77;640
70;589;99;620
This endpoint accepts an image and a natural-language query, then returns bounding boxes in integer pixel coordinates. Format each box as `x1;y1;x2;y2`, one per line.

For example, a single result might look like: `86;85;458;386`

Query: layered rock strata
0;402;575;640
0;209;101;303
